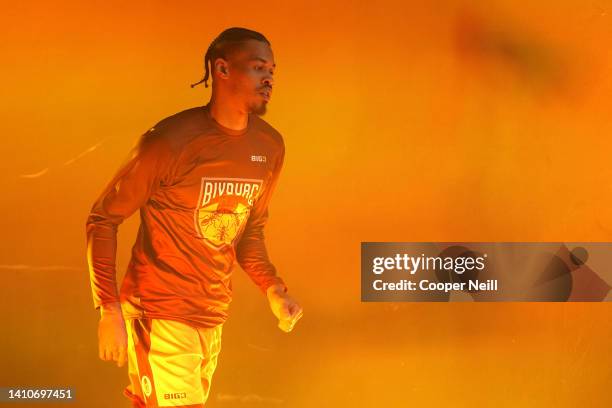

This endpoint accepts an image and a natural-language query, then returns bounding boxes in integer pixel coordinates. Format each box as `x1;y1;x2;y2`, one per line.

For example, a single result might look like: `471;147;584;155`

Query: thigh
125;319;146;408
197;324;223;401
128;318;207;407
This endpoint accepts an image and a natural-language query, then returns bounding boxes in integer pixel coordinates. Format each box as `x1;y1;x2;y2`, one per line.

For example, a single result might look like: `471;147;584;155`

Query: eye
254;65;264;71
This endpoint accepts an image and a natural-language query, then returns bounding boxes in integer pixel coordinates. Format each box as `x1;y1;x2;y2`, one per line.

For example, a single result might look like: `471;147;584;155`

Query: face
219;39;275;116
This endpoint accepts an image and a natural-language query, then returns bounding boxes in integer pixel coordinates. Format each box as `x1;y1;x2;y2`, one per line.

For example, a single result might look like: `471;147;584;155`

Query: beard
249;99;268;116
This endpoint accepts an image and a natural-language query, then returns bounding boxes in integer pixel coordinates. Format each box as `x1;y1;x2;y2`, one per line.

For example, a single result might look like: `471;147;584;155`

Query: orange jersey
86;104;287;327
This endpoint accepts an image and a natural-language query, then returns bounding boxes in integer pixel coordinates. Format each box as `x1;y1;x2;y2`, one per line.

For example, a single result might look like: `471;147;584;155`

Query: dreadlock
190;27;271;89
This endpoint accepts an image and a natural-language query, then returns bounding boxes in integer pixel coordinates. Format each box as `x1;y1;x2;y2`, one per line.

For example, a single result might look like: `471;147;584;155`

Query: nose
263;73;274;88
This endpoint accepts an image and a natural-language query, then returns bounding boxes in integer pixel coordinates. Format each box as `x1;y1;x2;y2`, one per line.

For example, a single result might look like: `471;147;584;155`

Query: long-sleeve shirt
86;104;287;328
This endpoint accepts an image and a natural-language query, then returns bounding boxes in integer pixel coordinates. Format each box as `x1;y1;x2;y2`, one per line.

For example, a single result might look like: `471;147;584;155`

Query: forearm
236;217;287;292
237;239;286;294
86;216;121;310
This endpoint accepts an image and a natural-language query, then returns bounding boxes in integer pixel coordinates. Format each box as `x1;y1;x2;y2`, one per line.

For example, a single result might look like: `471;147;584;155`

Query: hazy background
1;0;611;406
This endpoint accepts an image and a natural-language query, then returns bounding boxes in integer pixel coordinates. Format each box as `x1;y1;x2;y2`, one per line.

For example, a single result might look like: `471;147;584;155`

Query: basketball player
86;27;303;407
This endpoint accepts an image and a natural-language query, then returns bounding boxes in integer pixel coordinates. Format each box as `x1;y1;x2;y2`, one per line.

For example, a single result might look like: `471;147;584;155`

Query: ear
214;59;229;79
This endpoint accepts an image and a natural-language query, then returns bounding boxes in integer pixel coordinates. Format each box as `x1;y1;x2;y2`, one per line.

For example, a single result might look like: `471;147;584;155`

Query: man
86;27;303;407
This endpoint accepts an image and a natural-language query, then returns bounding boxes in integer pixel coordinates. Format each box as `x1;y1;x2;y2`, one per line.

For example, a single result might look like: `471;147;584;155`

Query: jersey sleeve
235;142;287;294
85;129;174;310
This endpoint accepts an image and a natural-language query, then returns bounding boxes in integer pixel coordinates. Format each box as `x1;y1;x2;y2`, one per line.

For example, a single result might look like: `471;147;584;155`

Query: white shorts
122;318;223;407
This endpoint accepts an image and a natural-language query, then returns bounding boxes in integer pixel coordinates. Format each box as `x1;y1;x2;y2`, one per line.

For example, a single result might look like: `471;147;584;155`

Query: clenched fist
98;302;127;367
267;284;304;333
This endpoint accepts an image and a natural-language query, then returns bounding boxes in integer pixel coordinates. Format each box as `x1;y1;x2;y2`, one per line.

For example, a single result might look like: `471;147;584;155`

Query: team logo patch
194;177;263;248
141;375;152;398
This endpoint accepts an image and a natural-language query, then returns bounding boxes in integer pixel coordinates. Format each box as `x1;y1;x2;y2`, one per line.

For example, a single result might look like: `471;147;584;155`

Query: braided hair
190;27;270;88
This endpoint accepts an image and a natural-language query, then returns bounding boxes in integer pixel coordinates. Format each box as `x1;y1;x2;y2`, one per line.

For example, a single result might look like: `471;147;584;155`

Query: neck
208;95;249;131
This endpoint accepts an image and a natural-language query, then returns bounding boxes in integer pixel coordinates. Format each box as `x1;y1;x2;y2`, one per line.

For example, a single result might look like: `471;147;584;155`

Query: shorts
122;318;223;407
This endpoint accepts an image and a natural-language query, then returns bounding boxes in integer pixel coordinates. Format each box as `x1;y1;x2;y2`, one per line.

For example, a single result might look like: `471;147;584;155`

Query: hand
98;302;128;367
267;284;304;333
